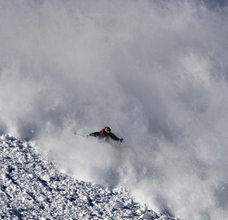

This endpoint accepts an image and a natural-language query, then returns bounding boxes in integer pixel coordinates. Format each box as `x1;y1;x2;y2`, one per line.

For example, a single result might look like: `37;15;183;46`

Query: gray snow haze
1;0;228;219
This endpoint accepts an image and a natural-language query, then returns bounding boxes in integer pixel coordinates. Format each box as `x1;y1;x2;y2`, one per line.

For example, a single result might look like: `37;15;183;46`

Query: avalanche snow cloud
0;0;228;219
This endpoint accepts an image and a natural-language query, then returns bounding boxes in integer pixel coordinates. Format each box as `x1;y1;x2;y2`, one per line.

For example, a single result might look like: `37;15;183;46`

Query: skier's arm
109;133;123;142
89;132;100;137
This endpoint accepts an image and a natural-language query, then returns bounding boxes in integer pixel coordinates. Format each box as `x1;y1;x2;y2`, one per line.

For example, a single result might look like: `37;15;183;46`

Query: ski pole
118;140;123;148
74;132;88;138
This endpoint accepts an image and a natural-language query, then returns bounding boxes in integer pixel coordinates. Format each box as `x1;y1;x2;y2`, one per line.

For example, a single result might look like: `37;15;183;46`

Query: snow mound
0;134;183;220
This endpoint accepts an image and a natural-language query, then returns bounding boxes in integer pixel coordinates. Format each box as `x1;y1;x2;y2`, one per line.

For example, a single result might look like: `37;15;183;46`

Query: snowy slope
0;134;183;220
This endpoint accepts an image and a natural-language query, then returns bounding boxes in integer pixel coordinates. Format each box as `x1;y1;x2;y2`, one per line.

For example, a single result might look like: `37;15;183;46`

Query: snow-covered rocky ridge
0;134;183;220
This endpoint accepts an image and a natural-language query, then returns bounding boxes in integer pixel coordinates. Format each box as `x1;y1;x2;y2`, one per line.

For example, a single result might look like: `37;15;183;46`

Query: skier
89;126;123;143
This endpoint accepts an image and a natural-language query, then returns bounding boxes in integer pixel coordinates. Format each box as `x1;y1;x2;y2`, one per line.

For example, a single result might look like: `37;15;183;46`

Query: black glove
120;138;123;142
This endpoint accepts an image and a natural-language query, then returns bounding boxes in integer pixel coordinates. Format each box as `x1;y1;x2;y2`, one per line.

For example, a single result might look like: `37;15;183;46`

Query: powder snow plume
1;0;228;219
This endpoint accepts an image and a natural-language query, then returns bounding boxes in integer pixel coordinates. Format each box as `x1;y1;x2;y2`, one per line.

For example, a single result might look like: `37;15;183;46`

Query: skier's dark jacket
89;128;123;142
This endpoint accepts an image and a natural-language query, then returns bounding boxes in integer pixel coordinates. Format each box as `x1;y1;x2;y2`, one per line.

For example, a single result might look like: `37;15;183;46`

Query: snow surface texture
0;134;182;220
1;1;228;220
